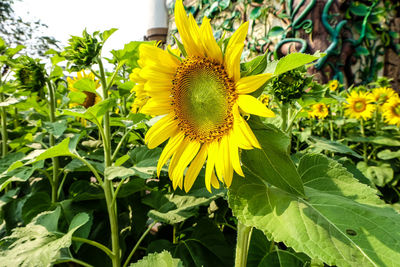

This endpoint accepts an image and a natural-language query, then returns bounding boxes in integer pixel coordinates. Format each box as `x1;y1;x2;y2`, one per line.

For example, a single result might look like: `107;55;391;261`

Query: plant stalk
234;222;253;267
0;93;8;158
123;221;157;267
47;81;60;203
98;59;121;267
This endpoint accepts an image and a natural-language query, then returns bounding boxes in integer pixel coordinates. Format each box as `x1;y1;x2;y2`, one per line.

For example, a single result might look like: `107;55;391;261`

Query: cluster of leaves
1;24;400;267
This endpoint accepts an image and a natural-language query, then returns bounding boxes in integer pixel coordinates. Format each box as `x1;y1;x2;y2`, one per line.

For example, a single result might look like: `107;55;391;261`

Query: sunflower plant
1;1;400;267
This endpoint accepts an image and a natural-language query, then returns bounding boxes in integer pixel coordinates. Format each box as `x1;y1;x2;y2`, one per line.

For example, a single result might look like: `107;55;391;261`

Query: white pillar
146;0;169;43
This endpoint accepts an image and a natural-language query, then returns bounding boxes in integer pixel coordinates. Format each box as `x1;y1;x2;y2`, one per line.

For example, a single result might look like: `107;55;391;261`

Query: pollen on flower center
171;56;237;143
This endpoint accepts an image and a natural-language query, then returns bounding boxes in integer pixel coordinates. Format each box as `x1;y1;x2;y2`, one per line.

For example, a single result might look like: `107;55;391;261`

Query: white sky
13;0;152;56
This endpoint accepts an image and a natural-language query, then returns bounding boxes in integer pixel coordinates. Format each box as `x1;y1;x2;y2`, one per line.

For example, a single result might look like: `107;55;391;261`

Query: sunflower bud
14;56;46;92
270;69;311;104
63;29;102;70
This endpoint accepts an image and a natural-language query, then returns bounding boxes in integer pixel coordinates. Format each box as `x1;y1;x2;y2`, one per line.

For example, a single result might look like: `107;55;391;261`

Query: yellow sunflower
344;91;375;120
371;87;396;106
328;80;339;91
67;70;101;108
308;103;329;119
382;95;400;126
130;0;274;192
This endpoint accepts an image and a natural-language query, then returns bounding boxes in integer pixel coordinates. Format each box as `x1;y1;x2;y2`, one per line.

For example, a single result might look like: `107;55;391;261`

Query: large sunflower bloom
131;0;274;192
308;103;329;119
371;87;396;106
344;91;375;120
67;70;101;108
382;95;400;126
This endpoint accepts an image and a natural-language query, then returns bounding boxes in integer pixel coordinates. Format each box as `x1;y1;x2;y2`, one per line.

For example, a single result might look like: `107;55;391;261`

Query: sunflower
130;0;274;192
371;87;396;106
328;80;339;91
382;95;400;126
67;70;101;108
344;91;375;120
308;103;329;119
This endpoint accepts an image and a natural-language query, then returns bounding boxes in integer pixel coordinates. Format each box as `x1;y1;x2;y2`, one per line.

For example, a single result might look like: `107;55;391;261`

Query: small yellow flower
371;87;396;106
115;107;120;115
130;0;275;192
57;99;61;105
382;95;400;126
67;70;101;108
308;103;329;119
328;80;339;91
344;91;375;120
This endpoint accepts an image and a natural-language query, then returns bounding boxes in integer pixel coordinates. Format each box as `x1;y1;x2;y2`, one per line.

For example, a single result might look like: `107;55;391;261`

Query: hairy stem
235;222;253;267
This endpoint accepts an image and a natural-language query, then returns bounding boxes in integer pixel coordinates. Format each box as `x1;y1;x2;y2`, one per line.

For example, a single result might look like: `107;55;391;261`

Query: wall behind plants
167;0;400;89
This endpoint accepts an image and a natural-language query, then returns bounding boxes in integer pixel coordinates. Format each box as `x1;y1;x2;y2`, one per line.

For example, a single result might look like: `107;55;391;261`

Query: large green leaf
307;136;363;159
265;52;324;76
130;251;183;267
243;119;304;196
0;210;89;267
229;154;400;267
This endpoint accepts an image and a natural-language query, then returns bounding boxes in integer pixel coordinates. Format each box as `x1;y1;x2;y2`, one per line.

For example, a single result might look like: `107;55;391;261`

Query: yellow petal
157;131;185;176
228;132;244;176
237;95;275;117
169;138;191;189
210;170;220;189
184;144;208;192
139;45;180;69
171;140;201;189
145;114;178;149
140;99;172;115
214;140;225;183
236;73;272;94
225;44;243;82
174;0;203;57
199;17;222;63
139;66;173;81
205;141;218;192
221;135;233;187
224;22;249;81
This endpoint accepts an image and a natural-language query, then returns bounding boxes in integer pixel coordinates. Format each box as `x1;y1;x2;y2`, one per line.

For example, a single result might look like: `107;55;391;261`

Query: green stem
98;58;121;267
281;103;289;132
72;236;114;259
360;119;368;163
234;222;253;267
74;154;103;186
123;221;157;267
54;258;94;267
0;93;8;158
47;81;60;203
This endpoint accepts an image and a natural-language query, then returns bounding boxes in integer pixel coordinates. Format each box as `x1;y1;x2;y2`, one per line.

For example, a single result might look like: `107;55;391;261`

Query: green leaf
240;53;269;77
0;210;89;266
32;138;75;164
377;149;400;160
357;162;394;187
371;136;400;146
72;78;97;93
100;28;118;42
267;26;285;37
250;7;262;20
130;251;183;267
268;52;324;76
43;120;68;138
258;249;310;267
229;154;400;267
243;119;304;196
22;192;52;224
350;3;368;16
0;96;26;107
35;207;61;232
69;180;104;201
105;166;136;180
307;136;363;159
116;178;147;198
50;65;64;78
143;190;224;224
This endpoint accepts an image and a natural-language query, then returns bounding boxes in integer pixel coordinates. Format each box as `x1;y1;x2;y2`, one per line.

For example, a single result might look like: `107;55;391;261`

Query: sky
13;0;158;57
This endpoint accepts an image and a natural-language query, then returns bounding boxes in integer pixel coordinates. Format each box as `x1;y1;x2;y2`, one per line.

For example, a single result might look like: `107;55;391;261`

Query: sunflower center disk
354;100;366;112
172;57;237;143
393;104;400;116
